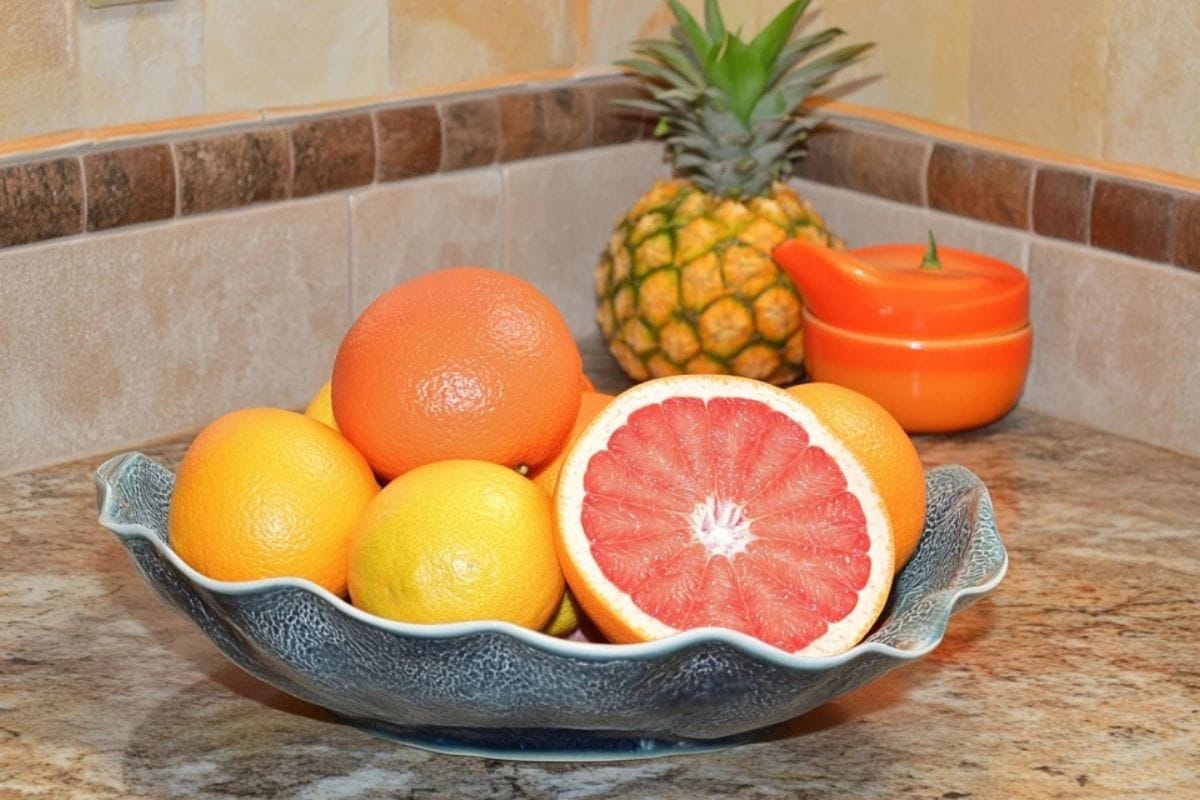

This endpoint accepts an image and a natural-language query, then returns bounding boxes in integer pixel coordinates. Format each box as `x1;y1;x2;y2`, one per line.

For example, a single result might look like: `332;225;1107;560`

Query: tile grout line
169;141;182;218
76;154;88;234
1083;173;1096;247
346;193;355;327
499;161;510;274
1024;162;1036;232
918;139;932;208
369;110;382;185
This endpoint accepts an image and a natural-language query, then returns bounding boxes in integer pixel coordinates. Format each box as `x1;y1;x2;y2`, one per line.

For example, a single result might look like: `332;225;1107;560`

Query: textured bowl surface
95;452;1007;761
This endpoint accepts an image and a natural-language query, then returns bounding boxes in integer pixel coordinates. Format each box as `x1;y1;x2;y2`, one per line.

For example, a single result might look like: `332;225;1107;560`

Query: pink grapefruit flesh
556;375;894;656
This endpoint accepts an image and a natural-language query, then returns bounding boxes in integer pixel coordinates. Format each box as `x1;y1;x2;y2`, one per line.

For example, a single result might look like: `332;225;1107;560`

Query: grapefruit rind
555;374;895;657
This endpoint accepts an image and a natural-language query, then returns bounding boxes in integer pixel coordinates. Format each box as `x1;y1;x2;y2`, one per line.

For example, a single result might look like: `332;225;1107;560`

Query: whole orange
332;267;583;480
528;391;614;495
168;407;379;595
786;382;927;573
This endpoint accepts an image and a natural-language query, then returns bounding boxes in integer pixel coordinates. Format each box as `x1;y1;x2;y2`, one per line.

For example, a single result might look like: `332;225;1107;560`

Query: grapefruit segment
593;428;703;508
658;397;716;494
555;374;895;656
580;493;689;544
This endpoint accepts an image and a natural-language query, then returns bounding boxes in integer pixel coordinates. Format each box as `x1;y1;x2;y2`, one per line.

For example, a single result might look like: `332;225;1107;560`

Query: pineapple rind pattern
596;179;840;386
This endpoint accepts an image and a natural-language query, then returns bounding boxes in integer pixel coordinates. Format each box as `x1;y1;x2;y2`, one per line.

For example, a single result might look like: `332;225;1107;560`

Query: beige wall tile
1024;241;1200;458
969;0;1110;160
502;142;672;336
0;0;81;140
348;169;505;315
791;179;1030;271
77;0;204;128
1103;0;1200;178
0;198;351;474
205;0;389;113
581;0;761;68
813;0;972;128
389;0;575;92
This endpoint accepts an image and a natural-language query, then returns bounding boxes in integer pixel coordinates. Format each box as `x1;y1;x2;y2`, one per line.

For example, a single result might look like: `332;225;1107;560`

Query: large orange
555;375;897;656
168;407;379;596
786;382;927;573
332;267;583;480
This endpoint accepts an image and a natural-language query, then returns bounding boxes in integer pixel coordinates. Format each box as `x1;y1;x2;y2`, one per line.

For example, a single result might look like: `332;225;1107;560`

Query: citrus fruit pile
168;266;927;655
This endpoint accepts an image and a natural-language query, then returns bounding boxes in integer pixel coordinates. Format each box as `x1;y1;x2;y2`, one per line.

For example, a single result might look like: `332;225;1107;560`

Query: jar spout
772;239;885;321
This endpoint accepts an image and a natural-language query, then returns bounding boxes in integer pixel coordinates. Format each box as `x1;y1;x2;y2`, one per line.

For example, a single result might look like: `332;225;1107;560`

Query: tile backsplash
1;75;1199;473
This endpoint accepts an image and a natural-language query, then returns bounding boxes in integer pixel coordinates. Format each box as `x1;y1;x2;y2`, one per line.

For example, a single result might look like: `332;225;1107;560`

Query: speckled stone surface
2;338;1198;798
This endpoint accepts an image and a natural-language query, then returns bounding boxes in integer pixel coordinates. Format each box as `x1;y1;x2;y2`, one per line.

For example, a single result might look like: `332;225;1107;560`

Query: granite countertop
3;341;1198;799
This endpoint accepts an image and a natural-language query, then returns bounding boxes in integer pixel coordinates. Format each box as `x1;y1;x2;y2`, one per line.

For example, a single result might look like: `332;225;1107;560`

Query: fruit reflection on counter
773;234;1032;433
167;266;927;656
595;0;870;386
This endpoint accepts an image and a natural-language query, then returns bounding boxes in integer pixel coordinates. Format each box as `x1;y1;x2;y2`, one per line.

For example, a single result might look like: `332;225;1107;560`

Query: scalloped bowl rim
95;452;1008;670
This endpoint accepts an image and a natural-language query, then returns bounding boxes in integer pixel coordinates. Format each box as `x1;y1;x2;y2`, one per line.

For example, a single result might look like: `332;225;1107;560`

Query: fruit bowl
94;451;1006;761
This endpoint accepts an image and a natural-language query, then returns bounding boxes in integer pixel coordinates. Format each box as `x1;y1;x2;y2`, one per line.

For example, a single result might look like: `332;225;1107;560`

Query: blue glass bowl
94;452;1006;761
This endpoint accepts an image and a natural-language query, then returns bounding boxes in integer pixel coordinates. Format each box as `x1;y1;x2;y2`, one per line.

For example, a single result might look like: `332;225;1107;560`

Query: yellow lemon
348;460;564;629
542;588;583;637
304;381;338;430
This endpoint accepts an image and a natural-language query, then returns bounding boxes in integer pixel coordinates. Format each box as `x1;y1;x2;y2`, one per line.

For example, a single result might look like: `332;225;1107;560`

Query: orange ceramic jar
772;237;1032;433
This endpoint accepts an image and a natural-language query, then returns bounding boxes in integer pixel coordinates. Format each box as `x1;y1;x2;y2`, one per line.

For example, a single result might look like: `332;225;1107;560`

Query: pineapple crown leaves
614;0;872;197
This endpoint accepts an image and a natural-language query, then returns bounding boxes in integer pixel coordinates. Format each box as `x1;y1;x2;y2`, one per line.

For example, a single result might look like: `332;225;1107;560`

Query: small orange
786;382;927;572
332;267;583;480
528;391;614;495
303;381;338;430
168;408;379;595
347;460;564;629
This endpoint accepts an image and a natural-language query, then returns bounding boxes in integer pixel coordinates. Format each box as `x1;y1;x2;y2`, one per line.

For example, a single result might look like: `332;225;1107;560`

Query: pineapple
596;0;870;385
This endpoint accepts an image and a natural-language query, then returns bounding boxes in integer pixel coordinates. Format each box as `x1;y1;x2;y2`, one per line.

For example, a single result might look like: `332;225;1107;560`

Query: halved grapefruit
555;375;896;656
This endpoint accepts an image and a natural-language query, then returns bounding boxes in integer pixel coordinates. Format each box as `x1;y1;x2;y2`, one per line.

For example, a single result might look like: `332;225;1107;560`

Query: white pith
690;497;754;558
556;375;894;657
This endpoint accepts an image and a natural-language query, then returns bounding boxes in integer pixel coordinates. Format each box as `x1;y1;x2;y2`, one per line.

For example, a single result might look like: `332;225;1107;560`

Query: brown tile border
1170;195;1200;273
176;130;291;216
1032;167;1091;244
497;86;590;162
1090;179;1176;263
587;78;653;146
2;73;1200;284
0;158;83;248
440;96;500;171
796;124;928;206
84;144;175;232
375;104;441;182
794;112;1200;275
927;143;1033;230
290;114;375;198
0;78;633;252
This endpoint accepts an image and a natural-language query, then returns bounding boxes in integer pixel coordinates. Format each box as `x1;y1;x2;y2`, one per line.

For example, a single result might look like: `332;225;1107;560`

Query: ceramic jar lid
772;238;1029;339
